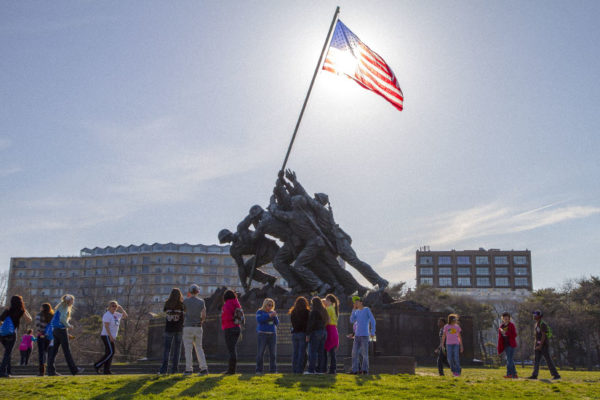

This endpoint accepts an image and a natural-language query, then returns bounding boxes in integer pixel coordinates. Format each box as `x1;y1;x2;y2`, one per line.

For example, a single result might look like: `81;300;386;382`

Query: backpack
44;322;54;341
233;307;245;326
541;320;553;339
0;316;15;336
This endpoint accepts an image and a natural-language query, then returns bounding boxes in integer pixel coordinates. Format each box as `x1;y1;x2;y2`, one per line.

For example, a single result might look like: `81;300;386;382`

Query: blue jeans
37;336;51;365
308;329;326;373
446;344;461;375
160;331;182;374
256;332;276;373
504;346;516;376
351;336;370;373
292;332;307;373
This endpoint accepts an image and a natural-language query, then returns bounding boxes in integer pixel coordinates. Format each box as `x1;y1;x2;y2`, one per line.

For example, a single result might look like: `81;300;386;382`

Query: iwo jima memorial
147;7;473;373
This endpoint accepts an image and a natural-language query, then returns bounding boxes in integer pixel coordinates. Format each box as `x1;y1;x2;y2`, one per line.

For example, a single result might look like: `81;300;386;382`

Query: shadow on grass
353;374;382;386
141;375;186;395
274;373;337;391
178;375;225;397
90;376;149;400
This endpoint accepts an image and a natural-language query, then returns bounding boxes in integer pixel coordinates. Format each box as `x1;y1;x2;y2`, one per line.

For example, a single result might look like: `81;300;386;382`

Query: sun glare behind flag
323;20;404;111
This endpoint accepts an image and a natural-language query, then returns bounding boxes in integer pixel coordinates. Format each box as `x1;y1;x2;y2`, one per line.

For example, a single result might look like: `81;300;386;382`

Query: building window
438;267;452;275
457;277;471;286
210;267;218;275
439;277;452;286
476;267;489;275
475;256;489;265
438;256;452;265
44;260;54;267
495;277;509;286
143;256;150;263
515;277;529;287
419;267;433;276
420;277;433;285
495;267;508;275
195;256;204;264
476;277;490;286
119;257;126;265
209;257;219;266
419;256;433;265
155;276;161;284
514;267;528;276
514;256;528;265
457;267;470;276
494;256;508;265
457;256;470;265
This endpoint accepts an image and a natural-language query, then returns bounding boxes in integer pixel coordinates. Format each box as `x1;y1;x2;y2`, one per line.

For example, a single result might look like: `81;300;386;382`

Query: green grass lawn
4;367;600;400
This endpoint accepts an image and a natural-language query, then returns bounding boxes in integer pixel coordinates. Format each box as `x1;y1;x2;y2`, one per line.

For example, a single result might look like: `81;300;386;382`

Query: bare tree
0;270;8;307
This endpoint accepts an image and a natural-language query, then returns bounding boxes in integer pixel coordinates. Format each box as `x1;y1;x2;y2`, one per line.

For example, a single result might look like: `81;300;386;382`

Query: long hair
40;303;54;324
288;296;309;315
447;313;459;325
259;298;275;312
325;293;339;317
311;297;329;323
8;295;25;319
165;288;184;310
55;294;75;320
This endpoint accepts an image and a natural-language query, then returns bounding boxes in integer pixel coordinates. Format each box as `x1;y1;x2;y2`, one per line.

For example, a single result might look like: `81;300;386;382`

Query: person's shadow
275;374;337;392
178;375;226;397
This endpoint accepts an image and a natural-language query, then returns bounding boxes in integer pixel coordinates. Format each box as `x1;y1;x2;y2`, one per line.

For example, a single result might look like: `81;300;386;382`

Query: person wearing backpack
221;289;243;374
35;303;54;376
527;310;560;380
46;294;84;376
0;295;32;378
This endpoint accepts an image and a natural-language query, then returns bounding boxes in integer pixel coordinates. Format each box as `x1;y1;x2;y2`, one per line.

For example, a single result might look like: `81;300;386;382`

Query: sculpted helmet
218;229;233;244
249;204;264;218
314;193;329;206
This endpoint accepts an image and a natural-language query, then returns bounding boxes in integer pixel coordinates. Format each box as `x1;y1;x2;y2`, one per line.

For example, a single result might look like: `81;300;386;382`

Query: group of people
1;290;561;379
0;294;130;377
434;310;561;380
218;170;388;297
156;285;376;376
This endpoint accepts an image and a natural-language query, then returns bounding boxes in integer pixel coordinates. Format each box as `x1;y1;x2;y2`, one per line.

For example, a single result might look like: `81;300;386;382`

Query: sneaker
104;371;113;375
303;371;314;375
552;375;561;380
198;369;209;376
95;365;101;374
74;367;85;375
527;375;537;380
513;375;519;379
183;371;193;376
504;375;513;379
452;372;459;377
48;371;61;376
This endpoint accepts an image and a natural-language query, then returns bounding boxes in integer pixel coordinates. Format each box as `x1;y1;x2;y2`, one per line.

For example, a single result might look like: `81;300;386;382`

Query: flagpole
280;6;340;172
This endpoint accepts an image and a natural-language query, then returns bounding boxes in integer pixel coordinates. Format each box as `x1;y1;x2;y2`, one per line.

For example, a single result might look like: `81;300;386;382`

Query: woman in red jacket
221;289;243;374
497;312;518;378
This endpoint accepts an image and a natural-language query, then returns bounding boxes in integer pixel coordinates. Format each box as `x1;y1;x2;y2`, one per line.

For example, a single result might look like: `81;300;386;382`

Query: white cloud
377;201;600;276
0;166;21;177
0;137;11;151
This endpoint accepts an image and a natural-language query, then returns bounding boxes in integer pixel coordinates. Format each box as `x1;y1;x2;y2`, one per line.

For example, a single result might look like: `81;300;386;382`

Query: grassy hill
4;367;599;399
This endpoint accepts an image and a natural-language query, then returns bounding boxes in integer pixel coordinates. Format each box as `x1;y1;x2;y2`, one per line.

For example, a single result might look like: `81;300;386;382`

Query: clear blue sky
1;1;599;289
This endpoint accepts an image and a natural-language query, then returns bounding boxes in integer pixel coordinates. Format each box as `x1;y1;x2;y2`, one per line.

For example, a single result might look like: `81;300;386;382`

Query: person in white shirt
94;300;127;374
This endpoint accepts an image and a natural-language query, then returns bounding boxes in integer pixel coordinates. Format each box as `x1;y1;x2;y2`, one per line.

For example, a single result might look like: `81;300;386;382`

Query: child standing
497;312;518;378
19;329;35;366
441;313;463;377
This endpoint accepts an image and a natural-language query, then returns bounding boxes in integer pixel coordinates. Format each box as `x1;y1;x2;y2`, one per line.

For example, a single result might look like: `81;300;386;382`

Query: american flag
323;20;404;111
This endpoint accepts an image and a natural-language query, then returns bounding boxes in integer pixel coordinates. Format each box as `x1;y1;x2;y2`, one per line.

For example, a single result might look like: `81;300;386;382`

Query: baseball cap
532;310;543;317
352;295;362;303
189;284;200;294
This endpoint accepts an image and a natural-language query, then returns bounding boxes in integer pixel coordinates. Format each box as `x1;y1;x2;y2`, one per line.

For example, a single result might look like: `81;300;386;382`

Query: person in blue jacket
46;294;84;376
349;295;375;374
255;298;279;373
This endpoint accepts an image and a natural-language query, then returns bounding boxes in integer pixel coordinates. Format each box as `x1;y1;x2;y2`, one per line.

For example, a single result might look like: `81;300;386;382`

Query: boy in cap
182;284;208;376
349;295;375;374
527;310;560;380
